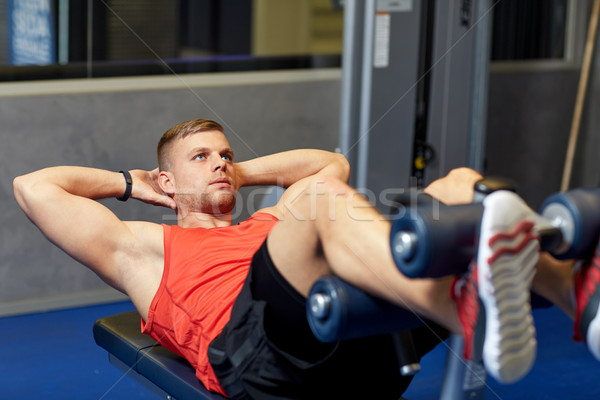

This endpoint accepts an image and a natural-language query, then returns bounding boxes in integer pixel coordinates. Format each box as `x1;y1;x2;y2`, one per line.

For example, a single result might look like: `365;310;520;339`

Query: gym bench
93;310;225;400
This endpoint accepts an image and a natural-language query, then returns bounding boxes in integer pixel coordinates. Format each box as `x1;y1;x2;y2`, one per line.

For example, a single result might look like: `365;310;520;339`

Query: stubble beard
179;190;237;216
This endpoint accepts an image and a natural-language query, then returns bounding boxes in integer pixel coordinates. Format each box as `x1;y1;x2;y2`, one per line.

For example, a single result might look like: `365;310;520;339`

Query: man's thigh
266;215;331;298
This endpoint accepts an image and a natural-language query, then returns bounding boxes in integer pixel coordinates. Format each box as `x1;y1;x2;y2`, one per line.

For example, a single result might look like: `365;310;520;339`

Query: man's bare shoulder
253;206;289;222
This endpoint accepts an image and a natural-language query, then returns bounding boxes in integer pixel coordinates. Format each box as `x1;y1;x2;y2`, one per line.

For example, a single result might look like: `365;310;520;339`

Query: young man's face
166;130;238;215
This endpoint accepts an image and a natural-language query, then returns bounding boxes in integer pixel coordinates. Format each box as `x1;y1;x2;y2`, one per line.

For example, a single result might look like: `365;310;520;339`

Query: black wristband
117;170;132;201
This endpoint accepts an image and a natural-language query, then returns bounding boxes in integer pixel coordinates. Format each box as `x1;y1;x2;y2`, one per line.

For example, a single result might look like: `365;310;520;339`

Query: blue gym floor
0;301;598;399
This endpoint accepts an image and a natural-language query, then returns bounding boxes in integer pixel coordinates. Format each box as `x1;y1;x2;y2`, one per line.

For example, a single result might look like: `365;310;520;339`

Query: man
13;119;600;399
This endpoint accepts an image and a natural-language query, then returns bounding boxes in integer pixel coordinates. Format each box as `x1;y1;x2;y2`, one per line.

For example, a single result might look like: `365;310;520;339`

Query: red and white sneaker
451;261;483;366
453;191;540;384
573;244;600;361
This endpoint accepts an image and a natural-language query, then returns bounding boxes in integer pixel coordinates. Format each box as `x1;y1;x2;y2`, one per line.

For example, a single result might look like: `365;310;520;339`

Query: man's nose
212;156;226;172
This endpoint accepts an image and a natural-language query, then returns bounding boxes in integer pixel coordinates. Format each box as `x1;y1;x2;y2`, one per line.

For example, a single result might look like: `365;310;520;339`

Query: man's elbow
333;153;351;183
13;175;27;201
13;175;30;210
13;173;40;214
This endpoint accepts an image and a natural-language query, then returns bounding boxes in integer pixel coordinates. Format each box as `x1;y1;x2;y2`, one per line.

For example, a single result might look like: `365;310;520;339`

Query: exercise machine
306;181;600;399
95;180;600;399
339;0;492;202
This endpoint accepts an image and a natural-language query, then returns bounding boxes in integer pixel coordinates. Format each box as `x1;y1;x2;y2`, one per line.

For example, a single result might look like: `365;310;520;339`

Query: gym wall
0;69;341;316
2;56;599;315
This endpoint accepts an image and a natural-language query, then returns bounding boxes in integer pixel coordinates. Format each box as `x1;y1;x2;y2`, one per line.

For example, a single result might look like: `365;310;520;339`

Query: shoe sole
478;191;539;384
583;275;600;360
587;304;600;360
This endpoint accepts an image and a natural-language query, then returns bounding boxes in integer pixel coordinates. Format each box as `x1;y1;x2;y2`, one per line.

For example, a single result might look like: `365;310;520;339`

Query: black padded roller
306;276;423;343
390;203;483;278
540;188;600;259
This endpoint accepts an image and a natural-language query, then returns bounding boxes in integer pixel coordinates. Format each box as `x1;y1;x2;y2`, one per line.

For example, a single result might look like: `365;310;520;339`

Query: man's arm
234;149;350;217
235;149;350;188
13;167;169;294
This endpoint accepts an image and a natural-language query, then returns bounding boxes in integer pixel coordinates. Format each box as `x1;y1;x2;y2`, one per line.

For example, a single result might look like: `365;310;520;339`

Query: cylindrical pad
390;203;483;278
540;188;600;259
307;276;423;343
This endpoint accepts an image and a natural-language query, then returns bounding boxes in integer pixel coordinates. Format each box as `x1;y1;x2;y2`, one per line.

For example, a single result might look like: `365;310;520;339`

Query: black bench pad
93;311;225;400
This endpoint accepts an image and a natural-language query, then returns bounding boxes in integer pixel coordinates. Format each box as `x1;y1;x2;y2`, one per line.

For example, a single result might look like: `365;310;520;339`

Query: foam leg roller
390;203;483;278
307;276;423;343
540;188;600;259
388;189;438;212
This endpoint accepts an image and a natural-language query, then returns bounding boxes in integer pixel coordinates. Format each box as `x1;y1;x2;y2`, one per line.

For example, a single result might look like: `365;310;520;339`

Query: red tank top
141;213;278;396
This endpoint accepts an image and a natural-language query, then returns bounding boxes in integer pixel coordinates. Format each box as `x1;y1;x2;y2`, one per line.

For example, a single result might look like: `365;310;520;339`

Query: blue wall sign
8;0;56;65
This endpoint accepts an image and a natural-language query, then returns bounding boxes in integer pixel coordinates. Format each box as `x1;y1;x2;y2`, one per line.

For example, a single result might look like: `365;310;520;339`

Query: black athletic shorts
208;239;447;399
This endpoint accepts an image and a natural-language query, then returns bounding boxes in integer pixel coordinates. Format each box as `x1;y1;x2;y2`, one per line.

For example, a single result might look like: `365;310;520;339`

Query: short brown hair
157;119;224;171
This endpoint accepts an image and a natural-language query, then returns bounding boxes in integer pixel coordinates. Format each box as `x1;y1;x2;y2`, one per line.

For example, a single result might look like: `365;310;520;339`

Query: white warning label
373;12;390;68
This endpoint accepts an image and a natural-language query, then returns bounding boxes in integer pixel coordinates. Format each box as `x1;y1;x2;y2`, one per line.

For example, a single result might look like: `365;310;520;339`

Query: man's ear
158;170;175;196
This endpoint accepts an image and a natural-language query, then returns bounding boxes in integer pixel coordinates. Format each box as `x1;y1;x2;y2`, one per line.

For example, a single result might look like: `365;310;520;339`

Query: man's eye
222;155;231;161
194;154;206;160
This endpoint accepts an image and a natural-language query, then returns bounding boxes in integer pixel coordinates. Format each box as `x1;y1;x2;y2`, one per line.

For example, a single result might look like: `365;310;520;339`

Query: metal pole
339;0;365;187
356;0;376;190
87;0;93;78
468;0;493;172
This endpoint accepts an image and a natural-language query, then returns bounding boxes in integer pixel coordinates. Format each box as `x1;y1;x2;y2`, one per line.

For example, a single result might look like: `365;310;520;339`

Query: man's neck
177;210;232;229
